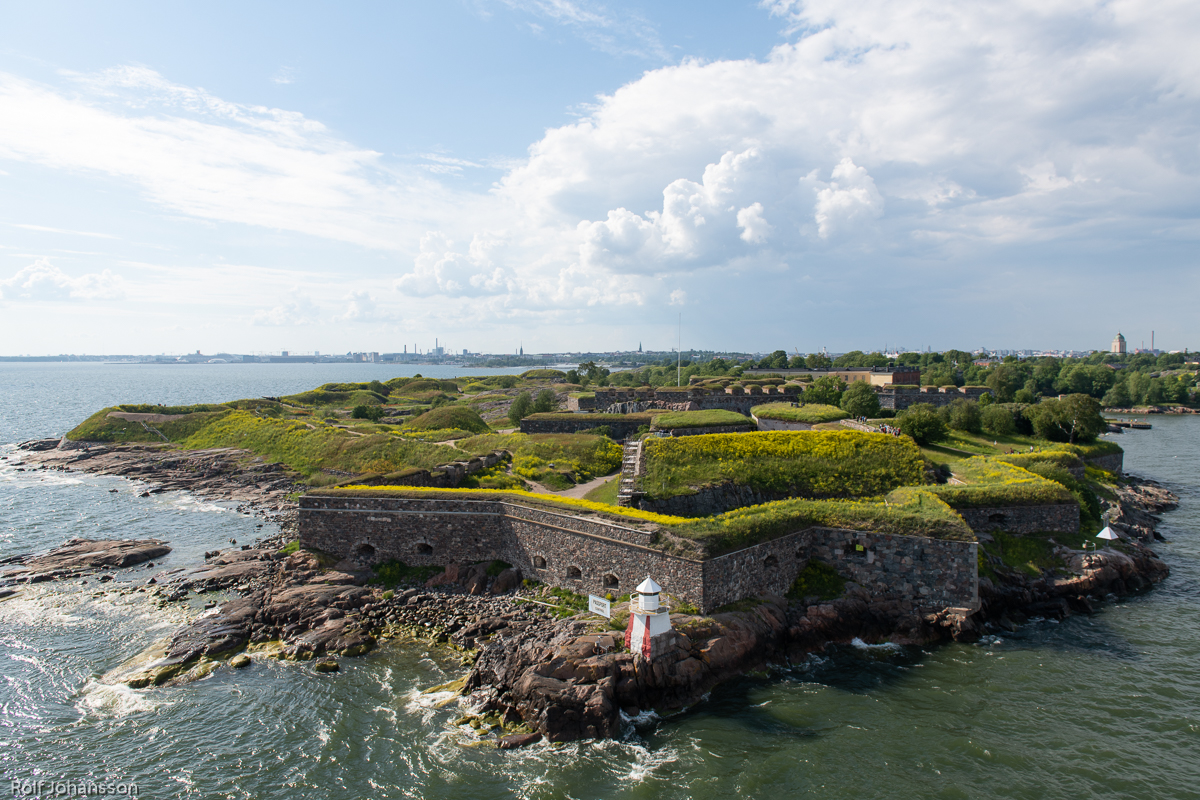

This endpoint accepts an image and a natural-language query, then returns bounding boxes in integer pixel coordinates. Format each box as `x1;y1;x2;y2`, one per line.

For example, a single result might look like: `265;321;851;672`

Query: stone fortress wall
299;495;979;614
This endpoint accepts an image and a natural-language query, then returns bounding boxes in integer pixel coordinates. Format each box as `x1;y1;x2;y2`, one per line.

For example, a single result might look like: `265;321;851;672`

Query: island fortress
298;493;980;615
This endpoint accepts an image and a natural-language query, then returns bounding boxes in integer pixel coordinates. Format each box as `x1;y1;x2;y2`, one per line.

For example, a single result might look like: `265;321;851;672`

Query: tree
945;398;983;434
351;404;385;422
787;355;806;368
985;365;1025;402
840;381;880;417
532;388;556;413
367;379;390;397
507;392;533;426
1026;394;1106;443
981;404;1016;436
977;391;995;407
1102;379;1131;408
896;403;947;445
805;352;832;369
805;375;845;405
761;350;789;370
565;369;580;384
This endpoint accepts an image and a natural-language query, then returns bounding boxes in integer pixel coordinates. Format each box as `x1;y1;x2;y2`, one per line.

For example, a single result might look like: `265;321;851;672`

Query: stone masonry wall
955;503;1080;536
519;416;652;439
299;495;980;614
700;527;977;612
1085;452;1124;475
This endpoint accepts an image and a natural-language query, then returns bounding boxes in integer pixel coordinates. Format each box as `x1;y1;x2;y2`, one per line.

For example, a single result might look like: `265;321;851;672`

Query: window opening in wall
416;542;433;555
354;543;376;561
533;555;547;569
566;565;582;579
764;555;778;570
988;513;1006;524
603;574;619;589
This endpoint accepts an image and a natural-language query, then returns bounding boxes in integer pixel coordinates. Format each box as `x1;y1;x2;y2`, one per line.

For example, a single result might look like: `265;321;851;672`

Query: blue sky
1;0;1197;356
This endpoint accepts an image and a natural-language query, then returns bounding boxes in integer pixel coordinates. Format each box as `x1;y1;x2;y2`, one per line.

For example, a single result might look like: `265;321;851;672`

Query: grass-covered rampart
651;409;751;429
930;458;1075;508
319;482;974;557
640;430;926;501
751;403;850;424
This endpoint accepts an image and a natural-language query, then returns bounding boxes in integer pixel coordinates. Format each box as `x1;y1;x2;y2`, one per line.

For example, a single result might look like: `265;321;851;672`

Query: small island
8;361;1182;745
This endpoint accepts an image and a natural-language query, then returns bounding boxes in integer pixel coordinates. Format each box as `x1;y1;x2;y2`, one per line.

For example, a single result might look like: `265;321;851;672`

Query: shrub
787;561;846;601
896;403;947;444
521;369;567;379
352;405;386;422
840;382;881;417
532;388;556;413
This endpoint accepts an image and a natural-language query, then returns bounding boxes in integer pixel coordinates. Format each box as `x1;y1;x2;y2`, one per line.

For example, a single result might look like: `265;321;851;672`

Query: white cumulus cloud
0;258;124;301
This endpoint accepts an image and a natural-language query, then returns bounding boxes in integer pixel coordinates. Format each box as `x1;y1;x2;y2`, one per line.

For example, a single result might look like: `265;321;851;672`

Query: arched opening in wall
353;543;376;562
988;513;1007;525
603;574;619;589
566;565;582;580
533;555;547;569
764;555;779;570
415;542;433;556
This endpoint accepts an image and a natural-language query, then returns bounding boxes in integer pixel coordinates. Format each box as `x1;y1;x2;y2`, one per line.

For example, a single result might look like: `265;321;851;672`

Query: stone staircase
616;438;643;507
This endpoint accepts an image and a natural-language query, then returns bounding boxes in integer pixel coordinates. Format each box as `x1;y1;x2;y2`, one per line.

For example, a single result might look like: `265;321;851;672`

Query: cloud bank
2;0;1199;347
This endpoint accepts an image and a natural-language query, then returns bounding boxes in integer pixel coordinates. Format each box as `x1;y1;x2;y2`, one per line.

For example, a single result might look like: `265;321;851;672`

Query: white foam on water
75;678;166;718
621;742;679;783
620;707;661;727
404;688;459;725
850;637;902;652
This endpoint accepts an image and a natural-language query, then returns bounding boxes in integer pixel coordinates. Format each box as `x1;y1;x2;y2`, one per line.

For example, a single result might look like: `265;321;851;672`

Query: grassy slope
641;430;927;500
180;411;458;477
651;409;751;429
751;403;850;424
402;405;491;433
457;432;623;477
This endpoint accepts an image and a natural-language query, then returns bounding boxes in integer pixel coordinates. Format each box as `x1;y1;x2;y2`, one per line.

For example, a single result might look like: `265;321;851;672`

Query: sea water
1;363;1196;799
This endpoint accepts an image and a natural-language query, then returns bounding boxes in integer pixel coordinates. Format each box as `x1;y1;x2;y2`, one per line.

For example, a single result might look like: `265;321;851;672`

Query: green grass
651;409;752;429
402;405;491;434
929;457;1075;509
457;432;623;478
179;410;458;477
640;430;927;501
978;531;1092;577
582;475;621;506
751;403;850;424
668;489;973;556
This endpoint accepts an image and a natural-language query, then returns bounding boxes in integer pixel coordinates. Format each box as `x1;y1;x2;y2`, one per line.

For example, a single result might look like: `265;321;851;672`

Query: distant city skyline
1;2;1197;354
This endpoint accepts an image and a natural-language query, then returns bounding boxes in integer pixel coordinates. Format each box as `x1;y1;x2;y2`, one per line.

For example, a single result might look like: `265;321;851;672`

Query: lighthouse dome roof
636;576;661;594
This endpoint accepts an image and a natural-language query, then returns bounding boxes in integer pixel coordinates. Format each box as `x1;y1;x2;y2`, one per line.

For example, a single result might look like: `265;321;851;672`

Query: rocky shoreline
2;437;1182;746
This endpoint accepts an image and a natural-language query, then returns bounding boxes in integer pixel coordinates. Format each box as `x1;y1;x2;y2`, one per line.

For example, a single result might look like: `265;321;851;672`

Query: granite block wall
299;495;980;614
1085;452;1124;474
955;503;1080;535
700;527;977;612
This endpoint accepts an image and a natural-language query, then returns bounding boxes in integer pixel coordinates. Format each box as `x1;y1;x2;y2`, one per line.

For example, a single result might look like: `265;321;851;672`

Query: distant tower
638;341;642;353
520;343;524;356
1111;332;1127;355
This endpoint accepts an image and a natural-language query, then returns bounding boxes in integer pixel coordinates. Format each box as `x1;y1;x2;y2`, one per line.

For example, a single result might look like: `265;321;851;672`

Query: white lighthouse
624;576;674;660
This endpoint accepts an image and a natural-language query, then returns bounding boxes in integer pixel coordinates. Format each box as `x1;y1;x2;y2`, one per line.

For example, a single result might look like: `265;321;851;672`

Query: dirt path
556;472;617;499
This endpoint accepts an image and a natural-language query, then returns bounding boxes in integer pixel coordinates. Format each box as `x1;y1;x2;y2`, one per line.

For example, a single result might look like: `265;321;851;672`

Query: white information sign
588;595;611;618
